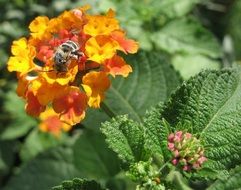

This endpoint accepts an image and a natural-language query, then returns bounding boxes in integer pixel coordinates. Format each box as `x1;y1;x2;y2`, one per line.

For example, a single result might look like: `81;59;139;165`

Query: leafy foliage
143;103;170;160
73;130;120;179
101;116;149;164
151;17;222;79
4;130;121;190
152;17;221;58
101;67;241;188
0;90;36;140
0;140;16;186
161;68;241;171
166;171;192;190
2;0;241;190
19;129;64;162
4;146;80;190
172;54;220;80
226;0;241;60
51;178;105;190
207;165;241;190
105;51;182;122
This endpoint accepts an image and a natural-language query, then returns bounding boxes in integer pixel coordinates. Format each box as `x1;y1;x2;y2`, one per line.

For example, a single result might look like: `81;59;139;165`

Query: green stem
101;102;116;118
158;158;172;173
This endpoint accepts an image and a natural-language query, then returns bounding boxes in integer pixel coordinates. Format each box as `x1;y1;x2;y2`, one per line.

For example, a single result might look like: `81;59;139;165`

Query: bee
53;40;84;72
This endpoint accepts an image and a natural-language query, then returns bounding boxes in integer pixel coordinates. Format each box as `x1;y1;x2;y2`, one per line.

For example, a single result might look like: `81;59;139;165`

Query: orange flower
25;91;46;117
53;87;87;125
30;79;68;106
105;55;132;77
111;30;139;54
16;74;29;97
82;71;110;108
39;108;71;137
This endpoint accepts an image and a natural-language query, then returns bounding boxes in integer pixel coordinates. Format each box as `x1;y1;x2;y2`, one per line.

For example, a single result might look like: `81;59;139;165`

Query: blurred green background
0;0;241;189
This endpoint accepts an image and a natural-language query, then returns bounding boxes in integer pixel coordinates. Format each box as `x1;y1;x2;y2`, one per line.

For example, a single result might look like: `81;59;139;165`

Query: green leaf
172;54;221;80
101;115;150;164
20;129;63;162
73;130;120;180
166;170;192;190
105;51;182;123
51;178;105;190
0;140;16;181
4;130;121;190
152;17;222;58
4;147;80;190
158;0;199;20
207;165;241;190
161;68;241;171
106;173;137;190
143;103;169;157
82;108;110;131
1;90;37;140
227;0;241;59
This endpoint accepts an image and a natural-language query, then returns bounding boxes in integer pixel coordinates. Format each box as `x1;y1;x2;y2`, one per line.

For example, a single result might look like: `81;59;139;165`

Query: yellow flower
83;9;119;37
7;38;36;74
85;36;119;63
82;71;110;108
29;16;51;40
41;63;79;85
30;79;68;106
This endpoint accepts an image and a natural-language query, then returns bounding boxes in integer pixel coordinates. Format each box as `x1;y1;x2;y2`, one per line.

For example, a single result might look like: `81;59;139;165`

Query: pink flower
192;163;201;169
185;132;192;139
172;159;179;165
168;142;175;150
174;131;183;142
198;156;207;164
168;133;175;142
183;165;191;171
167;130;207;172
174;150;179;157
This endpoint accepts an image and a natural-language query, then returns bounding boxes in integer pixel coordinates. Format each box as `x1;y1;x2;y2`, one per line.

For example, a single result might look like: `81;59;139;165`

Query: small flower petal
30;79;68;105
52;87;87;125
29;16;50;40
7;38;36;74
111;30;139;54
104;55;132;77
82;71;110;108
84;9;119;37
85;36;119;63
39;108;71;137
25;91;46;117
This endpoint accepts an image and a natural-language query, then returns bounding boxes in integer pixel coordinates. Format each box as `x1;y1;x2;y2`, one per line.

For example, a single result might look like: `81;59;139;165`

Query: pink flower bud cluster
167;131;207;171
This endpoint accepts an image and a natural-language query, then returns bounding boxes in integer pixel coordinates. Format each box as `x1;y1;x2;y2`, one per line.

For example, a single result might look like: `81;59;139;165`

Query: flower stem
158;158;172;173
101;102;116;118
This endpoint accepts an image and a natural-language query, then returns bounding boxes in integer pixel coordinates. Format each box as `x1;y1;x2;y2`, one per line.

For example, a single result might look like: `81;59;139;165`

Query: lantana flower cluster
7;5;138;135
167;131;207;172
